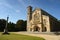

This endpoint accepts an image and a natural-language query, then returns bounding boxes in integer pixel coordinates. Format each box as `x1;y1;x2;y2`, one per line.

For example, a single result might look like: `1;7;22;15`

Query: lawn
0;32;45;40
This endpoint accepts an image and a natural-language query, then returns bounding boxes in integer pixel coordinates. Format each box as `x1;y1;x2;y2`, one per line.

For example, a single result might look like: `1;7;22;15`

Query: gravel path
13;32;60;40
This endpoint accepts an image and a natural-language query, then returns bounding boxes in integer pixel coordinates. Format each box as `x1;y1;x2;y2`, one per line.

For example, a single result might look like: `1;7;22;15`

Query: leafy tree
16;20;23;31
8;22;15;32
0;19;27;32
0;19;6;31
16;20;27;31
23;20;27;31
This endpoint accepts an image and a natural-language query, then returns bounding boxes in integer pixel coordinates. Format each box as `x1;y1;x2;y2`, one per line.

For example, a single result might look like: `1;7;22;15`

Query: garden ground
13;32;60;40
0;32;45;40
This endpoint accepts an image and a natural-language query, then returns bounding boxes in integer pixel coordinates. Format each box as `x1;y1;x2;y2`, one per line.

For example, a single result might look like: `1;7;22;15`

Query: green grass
0;32;45;40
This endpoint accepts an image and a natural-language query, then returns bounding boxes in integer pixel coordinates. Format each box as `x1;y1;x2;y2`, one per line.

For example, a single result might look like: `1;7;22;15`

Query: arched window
34;13;40;24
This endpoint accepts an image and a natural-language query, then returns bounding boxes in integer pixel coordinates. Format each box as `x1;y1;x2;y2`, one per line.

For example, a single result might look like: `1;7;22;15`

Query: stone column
46;27;50;32
38;24;42;32
40;27;42;32
32;25;34;32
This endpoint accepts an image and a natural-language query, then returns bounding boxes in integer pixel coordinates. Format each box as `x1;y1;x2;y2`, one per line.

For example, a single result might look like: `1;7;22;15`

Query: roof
32;8;58;21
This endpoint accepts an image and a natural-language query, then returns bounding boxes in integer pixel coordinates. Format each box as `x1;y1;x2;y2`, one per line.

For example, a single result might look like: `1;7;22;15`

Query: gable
32;8;41;17
32;8;42;24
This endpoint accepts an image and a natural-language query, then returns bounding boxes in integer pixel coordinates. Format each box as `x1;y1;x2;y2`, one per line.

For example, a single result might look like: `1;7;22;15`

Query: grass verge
0;32;45;40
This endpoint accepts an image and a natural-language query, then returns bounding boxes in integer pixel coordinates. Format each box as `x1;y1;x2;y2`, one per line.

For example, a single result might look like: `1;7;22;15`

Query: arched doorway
45;27;47;31
44;27;47;32
34;26;40;32
30;28;32;31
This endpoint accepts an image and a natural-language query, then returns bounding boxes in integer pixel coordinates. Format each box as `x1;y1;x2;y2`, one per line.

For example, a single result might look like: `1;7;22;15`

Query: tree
0;19;6;31
8;22;15;32
16;20;27;31
0;19;27;32
23;20;27;31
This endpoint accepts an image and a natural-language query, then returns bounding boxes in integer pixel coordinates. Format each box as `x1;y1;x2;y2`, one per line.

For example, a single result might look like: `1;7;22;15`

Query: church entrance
34;26;40;32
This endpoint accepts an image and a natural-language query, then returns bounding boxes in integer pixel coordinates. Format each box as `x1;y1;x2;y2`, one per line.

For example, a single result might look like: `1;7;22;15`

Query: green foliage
16;20;27;31
0;19;27;32
8;22;15;32
0;19;6;31
0;33;45;40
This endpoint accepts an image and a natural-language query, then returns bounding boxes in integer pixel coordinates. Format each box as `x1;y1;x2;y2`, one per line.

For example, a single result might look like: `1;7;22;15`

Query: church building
27;6;60;32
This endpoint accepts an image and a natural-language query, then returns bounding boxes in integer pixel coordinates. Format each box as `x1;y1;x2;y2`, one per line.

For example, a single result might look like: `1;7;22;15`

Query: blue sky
0;0;60;23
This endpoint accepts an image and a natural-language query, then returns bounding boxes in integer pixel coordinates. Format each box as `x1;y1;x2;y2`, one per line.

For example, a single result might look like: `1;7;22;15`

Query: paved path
13;32;60;40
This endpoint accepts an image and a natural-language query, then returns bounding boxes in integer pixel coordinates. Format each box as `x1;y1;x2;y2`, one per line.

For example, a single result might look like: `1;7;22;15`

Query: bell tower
27;6;32;21
27;6;32;31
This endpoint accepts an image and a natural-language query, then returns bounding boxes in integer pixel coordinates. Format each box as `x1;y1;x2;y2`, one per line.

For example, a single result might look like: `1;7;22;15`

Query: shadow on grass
2;32;10;35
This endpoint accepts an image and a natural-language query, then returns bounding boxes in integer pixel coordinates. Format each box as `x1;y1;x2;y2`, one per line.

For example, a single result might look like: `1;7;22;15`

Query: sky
0;0;60;23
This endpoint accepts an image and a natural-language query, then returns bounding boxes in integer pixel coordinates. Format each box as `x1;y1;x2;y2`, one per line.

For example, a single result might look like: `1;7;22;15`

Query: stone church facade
27;6;60;32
